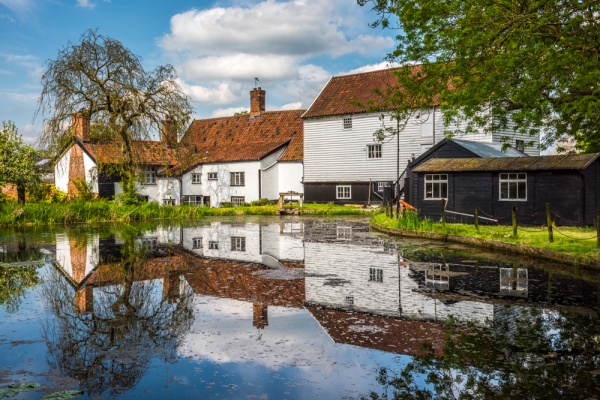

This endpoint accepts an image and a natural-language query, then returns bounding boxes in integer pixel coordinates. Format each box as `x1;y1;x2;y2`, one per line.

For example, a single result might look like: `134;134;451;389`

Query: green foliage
0;121;42;203
251;198;274;206
0;265;41;313
220;202;233;208
27;183;67;203
358;0;600;150
0;382;41;398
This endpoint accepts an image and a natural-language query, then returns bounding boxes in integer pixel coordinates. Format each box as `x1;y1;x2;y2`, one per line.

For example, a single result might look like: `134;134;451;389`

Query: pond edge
370;221;600;271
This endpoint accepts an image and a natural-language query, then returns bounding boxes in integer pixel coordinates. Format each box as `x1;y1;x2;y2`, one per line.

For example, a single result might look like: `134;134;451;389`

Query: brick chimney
161;115;177;147
72;112;90;142
250;87;266;116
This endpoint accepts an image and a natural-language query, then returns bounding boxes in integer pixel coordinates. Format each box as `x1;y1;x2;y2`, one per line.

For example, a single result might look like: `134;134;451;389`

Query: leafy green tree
0;121;42;204
36;29;192;197
358;0;600;151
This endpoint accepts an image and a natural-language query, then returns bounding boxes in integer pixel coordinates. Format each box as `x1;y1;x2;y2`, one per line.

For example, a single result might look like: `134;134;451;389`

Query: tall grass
0;200;377;226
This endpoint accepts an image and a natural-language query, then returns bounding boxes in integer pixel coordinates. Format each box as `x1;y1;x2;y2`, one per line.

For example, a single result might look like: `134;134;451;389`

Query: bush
250;198;273;206
219;202;233;208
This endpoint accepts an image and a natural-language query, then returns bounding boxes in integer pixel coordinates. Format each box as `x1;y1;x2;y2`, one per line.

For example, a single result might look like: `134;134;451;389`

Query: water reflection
0;218;599;398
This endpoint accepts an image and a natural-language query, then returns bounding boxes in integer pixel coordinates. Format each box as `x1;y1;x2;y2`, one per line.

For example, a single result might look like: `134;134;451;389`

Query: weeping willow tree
36;29;192;196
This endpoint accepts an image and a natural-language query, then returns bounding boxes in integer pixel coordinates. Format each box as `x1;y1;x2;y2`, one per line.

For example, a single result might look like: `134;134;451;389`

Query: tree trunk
17;185;26;205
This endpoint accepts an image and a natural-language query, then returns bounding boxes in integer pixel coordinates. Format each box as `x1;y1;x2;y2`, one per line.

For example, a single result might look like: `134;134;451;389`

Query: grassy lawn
372;212;600;260
0;200;376;226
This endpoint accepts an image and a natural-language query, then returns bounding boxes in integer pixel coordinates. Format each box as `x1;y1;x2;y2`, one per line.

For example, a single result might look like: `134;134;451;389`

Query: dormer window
343;117;352;130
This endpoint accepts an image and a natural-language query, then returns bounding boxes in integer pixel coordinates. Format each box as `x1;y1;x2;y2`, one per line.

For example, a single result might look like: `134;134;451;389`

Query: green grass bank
371;212;600;268
0;200;376;226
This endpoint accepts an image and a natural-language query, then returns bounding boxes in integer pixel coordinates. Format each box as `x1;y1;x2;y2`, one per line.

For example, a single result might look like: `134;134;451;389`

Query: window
424;174;448;200
367;144;382;159
377;182;386;192
142;238;157;252
209;241;219;250
163;198;175;206
369;268;383;283
231;196;245;206
231;236;246;251
191;173;202;184
515;140;525;152
500;173;527;201
230;172;245;186
336;185;351;200
142;171;156;185
192;237;202;249
345;295;354;307
336;226;352;241
207;172;218;180
343;117;352;129
182;195;203;206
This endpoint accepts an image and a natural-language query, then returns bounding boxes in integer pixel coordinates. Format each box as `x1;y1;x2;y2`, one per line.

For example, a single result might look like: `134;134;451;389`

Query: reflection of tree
0;265;40;313
40;235;195;398
367;308;600;399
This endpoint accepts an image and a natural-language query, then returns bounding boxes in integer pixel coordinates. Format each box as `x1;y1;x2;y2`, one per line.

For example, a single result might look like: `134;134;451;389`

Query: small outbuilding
407;153;600;226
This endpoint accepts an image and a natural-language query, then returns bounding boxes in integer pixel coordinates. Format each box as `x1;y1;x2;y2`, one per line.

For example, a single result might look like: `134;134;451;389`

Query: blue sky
0;0;397;145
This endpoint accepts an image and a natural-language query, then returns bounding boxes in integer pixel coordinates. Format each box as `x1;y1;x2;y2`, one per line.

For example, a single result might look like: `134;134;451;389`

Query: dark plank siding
304;182;371;204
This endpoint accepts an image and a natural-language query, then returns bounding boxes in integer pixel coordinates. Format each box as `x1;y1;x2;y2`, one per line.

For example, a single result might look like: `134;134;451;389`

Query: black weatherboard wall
408;153;600;226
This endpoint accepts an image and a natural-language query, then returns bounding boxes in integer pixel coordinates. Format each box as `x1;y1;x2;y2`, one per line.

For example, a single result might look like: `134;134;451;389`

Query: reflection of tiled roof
79;139;180;167
302;66;440;119
413;153;600;173
169;110;304;174
307;306;445;357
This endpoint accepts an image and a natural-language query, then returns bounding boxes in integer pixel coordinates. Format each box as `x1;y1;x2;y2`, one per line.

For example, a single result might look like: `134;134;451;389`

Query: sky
0;0;397;145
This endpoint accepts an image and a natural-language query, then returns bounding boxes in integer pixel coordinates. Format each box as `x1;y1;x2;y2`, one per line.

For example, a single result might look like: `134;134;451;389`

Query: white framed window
142;238;157;251
142;171;156;185
231;236;246;251
515;140;525;152
231;196;245;206
207;172;218;181
182;195;203;206
230;172;245;186
343;117;352;130
499;173;527;201
163;198;175;206
345;295;354;307
377;182;386;192
336;226;352;241
424;174;448;200
209;241;219;250
369;267;383;283
191;173;202;184
367;144;382;159
192;237;202;249
336;185;351;200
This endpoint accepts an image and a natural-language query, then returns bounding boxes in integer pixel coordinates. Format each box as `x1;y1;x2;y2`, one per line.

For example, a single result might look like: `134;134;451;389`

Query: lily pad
42;389;84;400
0;382;41;398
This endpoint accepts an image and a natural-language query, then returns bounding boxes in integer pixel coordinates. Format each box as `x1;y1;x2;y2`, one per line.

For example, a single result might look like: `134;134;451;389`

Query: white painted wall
261;164;279;200
54;149;71;193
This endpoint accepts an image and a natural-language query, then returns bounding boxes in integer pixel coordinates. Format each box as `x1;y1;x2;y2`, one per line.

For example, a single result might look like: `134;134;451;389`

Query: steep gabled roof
78;139;180;167
302;66;440;119
169;110;304;174
412;153;600;173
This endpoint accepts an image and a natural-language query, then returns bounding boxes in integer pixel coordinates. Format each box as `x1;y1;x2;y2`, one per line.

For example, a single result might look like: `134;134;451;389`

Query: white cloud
76;0;96;9
211;106;248;118
342;61;398;75
279;102;302;111
176;79;242;105
0;0;36;18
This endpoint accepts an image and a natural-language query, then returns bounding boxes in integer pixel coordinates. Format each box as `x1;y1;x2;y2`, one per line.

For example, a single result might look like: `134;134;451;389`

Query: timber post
474;208;479;231
546;203;553;243
596;211;600;249
512;205;517;238
441;199;446;224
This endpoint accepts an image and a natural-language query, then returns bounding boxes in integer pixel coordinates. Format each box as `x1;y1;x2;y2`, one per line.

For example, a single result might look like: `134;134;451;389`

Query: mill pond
1;216;599;399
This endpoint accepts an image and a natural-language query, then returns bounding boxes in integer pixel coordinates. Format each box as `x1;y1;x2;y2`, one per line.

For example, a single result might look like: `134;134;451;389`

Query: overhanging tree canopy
358;0;600;151
36;29;193;194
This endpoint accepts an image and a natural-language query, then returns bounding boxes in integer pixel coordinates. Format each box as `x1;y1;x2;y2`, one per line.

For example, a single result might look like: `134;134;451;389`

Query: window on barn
499;173;527;201
142;171;156;185
230;172;245;186
377;182;386;192
191;173;202;184
336;185;351;199
367;144;382;159
369;267;383;283
343;117;352;130
424;174;448;199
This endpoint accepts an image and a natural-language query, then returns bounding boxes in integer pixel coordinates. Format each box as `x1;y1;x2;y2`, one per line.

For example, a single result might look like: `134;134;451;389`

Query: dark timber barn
407;153;600;226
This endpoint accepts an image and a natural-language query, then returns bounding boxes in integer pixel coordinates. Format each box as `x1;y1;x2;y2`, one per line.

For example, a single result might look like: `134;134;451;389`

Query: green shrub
220;202;233;208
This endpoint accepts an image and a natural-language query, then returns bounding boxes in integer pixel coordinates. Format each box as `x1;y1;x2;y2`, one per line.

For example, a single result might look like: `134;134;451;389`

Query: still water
0;216;599;399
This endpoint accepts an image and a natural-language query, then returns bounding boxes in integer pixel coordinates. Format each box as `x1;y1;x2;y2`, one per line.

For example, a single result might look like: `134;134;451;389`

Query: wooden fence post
596;211;600;249
441;199;446;224
546;203;553;243
474;208;479;231
512;205;517;238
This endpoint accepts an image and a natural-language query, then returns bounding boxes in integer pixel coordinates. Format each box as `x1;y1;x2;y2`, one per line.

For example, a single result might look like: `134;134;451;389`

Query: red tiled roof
302;65;440;119
169;110;304;174
80;139;180;167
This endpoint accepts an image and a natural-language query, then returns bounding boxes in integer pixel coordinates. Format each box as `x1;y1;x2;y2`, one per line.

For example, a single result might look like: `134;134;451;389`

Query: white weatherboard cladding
54;149;70;192
492;116;541;156
182;161;260;206
304;241;401;317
